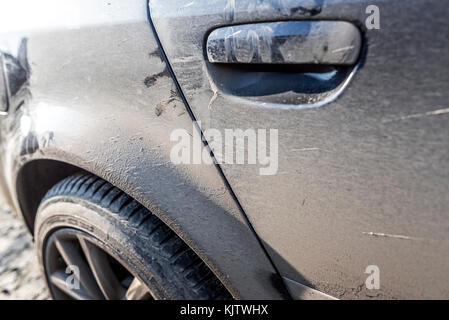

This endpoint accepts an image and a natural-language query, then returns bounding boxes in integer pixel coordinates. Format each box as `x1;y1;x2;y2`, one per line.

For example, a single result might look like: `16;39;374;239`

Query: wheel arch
16;159;86;233
13;156;287;299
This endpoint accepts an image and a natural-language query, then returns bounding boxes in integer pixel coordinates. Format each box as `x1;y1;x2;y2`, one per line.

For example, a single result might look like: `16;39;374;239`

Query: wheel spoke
125;277;152;300
54;238;104;299
50;270;90;300
78;236;125;300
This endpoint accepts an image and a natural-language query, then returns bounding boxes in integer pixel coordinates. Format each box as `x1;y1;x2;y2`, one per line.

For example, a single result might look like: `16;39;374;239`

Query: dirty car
0;0;448;300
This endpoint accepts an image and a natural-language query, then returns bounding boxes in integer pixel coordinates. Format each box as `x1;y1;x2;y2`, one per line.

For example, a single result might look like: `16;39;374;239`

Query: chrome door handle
206;21;362;66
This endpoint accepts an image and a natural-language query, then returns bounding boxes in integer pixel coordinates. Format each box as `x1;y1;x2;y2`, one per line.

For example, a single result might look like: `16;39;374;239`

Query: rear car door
150;0;449;299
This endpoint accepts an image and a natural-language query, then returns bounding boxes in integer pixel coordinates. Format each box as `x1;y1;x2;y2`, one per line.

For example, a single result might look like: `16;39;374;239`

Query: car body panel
0;0;286;299
150;0;449;299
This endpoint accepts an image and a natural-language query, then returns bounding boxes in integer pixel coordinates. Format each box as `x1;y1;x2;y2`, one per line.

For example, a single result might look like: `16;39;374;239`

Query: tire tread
42;173;231;300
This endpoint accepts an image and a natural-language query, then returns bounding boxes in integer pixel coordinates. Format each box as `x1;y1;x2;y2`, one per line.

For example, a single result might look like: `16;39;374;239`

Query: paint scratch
383;107;449;123
291;147;331;152
208;90;218;109
362;232;416;240
204;63;219;109
182;1;194;8
332;45;355;53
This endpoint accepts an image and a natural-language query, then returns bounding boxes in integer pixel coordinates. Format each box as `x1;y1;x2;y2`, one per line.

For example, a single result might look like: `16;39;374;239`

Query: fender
0;0;286;299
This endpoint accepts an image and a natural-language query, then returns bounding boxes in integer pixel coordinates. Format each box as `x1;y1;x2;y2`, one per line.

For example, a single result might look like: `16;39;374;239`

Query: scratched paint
207;21;361;65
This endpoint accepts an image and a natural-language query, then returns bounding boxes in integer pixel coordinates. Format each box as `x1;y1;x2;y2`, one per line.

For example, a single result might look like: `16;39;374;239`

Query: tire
34;172;232;300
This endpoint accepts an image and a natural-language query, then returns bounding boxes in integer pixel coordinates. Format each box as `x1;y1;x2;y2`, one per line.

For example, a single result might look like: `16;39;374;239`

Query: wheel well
15;159;287;298
16;159;85;233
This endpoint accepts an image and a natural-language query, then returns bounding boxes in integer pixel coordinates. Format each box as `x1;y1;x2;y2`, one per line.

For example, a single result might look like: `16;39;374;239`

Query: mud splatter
290;5;322;16
148;48;164;62
144;66;170;88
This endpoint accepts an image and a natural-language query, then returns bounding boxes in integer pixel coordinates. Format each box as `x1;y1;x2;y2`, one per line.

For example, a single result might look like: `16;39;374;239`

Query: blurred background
0;204;49;299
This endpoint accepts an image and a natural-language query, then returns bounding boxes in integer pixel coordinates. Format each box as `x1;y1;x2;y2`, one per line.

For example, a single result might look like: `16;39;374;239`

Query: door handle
206;21;361;66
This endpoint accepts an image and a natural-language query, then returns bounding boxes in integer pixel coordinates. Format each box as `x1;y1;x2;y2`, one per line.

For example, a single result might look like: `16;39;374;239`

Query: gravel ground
0;204;50;300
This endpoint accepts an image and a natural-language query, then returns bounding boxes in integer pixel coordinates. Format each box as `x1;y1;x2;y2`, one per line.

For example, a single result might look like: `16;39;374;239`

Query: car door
149;0;449;299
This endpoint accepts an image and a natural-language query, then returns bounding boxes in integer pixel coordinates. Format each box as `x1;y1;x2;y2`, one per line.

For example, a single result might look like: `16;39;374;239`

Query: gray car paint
150;0;449;299
0;0;287;299
0;0;448;300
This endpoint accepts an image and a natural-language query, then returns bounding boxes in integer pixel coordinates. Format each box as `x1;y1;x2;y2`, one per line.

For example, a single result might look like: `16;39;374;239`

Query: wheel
34;173;232;300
